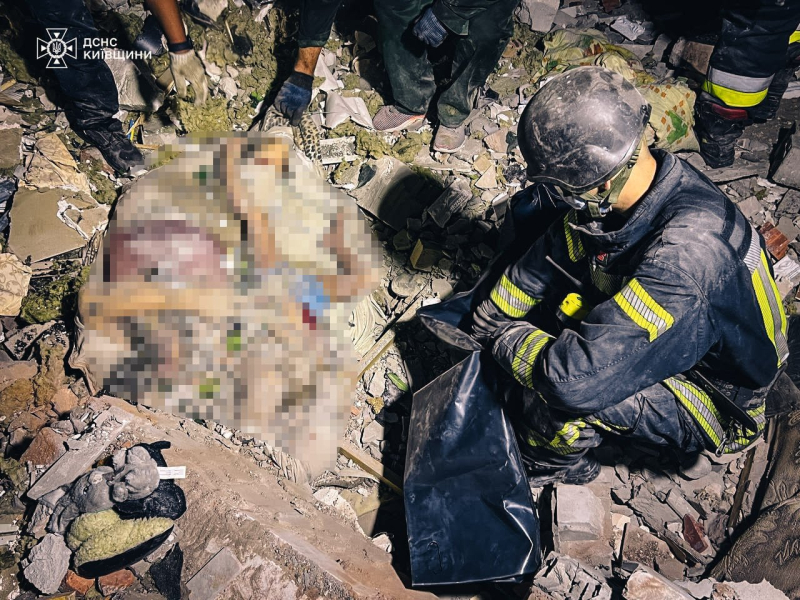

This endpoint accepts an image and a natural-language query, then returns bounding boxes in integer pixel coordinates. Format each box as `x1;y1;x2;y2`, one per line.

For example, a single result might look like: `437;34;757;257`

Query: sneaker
432;124;466;153
78;129;145;176
525;449;601;488
372;105;425;132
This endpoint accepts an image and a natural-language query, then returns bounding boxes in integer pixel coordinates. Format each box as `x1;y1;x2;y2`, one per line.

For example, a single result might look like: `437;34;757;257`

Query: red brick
97;569;135;595
760;222;789;261
601;0;621;11
682;514;708;553
64;569;95;595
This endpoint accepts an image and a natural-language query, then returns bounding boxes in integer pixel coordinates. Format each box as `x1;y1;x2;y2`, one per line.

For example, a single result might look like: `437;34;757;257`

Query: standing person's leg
28;0;143;173
433;0;517;152
373;0;435;131
695;0;800;168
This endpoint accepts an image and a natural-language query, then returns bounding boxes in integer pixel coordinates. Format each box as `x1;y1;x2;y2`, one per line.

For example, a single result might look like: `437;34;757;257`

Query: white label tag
158;466;186;479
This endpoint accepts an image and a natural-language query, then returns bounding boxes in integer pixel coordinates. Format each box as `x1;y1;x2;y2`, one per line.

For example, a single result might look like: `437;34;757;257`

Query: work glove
412;7;448;48
471;297;514;346
273;71;313;126
169;50;208;105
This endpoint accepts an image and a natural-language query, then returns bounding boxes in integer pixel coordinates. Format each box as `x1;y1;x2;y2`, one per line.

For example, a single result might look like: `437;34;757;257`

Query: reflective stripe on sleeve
613;278;675;342
490;274;540;318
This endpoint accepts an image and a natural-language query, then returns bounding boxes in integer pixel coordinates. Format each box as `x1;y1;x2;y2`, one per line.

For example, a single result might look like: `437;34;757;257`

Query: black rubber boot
750;46;800;123
694;95;750;169
78;129;145;176
521;446;601;487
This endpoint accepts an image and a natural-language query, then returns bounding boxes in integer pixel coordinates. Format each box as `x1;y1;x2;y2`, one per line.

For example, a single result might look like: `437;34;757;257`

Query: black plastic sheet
404;351;541;586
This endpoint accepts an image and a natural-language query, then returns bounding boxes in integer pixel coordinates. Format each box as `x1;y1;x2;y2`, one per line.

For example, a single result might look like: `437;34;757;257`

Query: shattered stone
665;488;700;524
22;533;71;594
392;229;414;251
777;189;800;215
186;547;243;600
361;420;384;446
475;166;498;190
554;485;604;542
515;0;559;33
0;126;22;169
668;38;714;78
8;188;88;263
410;239;443;271
629;486;682;532
426;178;473;228
623;566;692;600
736;196;762;220
19;427;66;468
777;215;800;243
534;552;612;599
390;272;425;298
64;570;95;595
771;128;800;190
27;407;133;500
483;128;512;154
23;133;92;196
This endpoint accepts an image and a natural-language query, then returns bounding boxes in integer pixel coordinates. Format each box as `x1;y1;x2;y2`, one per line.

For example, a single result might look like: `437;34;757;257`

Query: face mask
575;140;643;218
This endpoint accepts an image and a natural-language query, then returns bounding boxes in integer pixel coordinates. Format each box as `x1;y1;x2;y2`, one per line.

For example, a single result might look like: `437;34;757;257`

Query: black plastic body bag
403;185;567;586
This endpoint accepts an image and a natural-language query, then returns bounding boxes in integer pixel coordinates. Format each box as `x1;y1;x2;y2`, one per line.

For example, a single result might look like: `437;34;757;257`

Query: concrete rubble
0;0;797;597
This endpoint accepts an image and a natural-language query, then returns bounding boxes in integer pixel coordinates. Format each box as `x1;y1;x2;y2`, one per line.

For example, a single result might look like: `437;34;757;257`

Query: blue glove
413;7;448;48
273;71;313;126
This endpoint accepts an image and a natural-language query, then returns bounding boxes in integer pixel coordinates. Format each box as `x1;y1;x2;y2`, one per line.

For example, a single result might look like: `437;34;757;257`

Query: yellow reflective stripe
613;278;674;342
702;79;768;108
522;420;588;455
790;30;800;45
751;251;788;367
511;329;552;387
490;274;540;318
564;210;585;262
664;377;725;446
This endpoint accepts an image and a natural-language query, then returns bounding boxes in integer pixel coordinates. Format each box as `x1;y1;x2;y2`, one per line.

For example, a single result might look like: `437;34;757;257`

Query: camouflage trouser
517;378;766;458
374;0;518;127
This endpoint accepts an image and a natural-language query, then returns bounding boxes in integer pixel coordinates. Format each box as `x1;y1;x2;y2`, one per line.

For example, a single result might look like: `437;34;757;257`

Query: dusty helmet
518;66;651;196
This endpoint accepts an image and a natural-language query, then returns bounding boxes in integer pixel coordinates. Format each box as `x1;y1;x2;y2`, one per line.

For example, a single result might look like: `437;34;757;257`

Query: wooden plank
338;441;402;495
357;329;395;380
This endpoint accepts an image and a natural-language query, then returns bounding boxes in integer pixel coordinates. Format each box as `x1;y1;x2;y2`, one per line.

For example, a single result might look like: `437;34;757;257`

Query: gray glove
170;50;208;105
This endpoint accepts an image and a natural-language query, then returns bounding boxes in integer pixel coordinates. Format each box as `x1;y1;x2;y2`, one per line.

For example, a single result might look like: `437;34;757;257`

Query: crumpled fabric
528;29;699;152
0;253;31;316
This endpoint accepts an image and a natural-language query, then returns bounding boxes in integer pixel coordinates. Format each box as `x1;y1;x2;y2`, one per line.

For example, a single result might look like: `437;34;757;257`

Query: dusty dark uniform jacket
474;150;787;455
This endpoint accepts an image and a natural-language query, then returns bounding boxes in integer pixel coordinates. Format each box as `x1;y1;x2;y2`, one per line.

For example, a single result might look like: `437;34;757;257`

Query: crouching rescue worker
472;66;788;486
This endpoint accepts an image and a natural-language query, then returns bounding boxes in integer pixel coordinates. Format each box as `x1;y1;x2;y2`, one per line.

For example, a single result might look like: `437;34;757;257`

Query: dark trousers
374;0;518;127
28;0;121;132
706;0;800;107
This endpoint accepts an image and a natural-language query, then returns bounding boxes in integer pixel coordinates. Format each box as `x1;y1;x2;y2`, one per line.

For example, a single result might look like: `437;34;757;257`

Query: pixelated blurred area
70;130;382;474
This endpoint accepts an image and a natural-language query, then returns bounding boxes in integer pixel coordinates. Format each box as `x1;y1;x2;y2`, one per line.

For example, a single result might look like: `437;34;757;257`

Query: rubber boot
750;45;800;123
694;94;750;169
78;128;145;176
520;444;601;487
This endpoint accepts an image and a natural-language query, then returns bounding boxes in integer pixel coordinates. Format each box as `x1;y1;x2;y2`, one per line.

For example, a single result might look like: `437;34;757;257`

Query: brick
682;514;708;553
410;240;442;272
97;569;135;595
64;569;94;595
760;222;789;261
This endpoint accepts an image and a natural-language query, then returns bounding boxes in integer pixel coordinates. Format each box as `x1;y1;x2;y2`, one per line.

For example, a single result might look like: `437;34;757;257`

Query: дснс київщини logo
36;28;77;69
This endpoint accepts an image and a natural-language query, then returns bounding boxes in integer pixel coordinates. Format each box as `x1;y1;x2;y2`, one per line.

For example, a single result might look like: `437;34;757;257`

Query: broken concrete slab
7;188;88;263
771;128;800;190
475;166;498;190
4;321;55;360
534;552;612;600
624;566;692;600
0;126;22;169
350;157;438;230
620;523;682;577
23;133;92;195
27;406;133;500
515;0;559;33
554;485;605;542
0;253;31;316
186;547;243;600
22;533;71;594
668;38;714;78
426;178;473;228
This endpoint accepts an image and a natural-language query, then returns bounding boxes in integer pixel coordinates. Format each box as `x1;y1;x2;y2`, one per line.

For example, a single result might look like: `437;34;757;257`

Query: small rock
361;420;385;446
218;77;238;99
98;569;135;595
624;566;692;599
410;240;443;271
483;128;511;154
736;196;762;220
390;273;425;297
515;0;559;32
51;388;79;416
392;229;414;251
475;167;498;190
771;129;800;190
554;485;604;542
682;514;708;553
778;215;800;243
22;533;71;594
679;453;712;480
